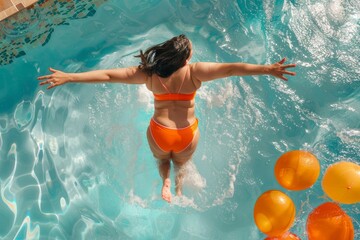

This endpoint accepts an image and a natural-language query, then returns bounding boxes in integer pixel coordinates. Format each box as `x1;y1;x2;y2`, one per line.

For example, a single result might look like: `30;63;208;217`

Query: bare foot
162;179;172;203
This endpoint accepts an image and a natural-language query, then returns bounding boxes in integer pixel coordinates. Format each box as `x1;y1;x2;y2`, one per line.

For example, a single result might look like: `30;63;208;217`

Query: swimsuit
153;76;196;101
150;118;198;153
150;76;198;153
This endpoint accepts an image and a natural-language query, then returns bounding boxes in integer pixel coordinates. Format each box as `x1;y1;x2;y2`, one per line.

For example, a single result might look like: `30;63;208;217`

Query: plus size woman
38;34;296;203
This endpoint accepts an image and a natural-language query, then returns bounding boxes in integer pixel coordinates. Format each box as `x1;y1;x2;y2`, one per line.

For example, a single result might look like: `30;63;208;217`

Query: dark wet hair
136;34;191;78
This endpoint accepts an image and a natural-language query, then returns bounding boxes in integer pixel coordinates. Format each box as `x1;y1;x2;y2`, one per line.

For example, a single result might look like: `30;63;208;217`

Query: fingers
277;58;296;81
278;58;286;64
38;68;56;89
280;75;288;81
38;67;58;80
39;79;47;85
47;84;57;90
37;67;63;90
277;70;295;81
37;75;52;80
46;80;59;89
282;70;296;76
38;77;57;90
49;67;59;73
282;64;296;69
278;58;296;69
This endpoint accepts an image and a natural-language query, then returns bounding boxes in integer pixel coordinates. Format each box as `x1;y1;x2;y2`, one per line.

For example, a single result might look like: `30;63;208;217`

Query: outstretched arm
191;58;296;82
38;67;148;89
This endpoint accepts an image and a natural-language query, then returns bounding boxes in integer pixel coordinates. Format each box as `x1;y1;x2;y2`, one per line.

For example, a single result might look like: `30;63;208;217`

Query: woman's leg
146;127;172;202
157;159;171;202
172;129;200;196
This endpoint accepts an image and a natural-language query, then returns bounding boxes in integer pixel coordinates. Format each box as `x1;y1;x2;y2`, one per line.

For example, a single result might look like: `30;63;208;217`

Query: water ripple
0;0;359;239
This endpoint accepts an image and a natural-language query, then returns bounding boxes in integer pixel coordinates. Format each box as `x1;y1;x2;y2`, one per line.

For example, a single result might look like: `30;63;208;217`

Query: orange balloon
307;202;354;240
275;150;320;190
254;190;296;237
265;232;300;240
322;161;360;204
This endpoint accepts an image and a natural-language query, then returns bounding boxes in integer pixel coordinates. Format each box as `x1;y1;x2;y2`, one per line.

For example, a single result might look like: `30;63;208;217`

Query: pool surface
0;0;359;239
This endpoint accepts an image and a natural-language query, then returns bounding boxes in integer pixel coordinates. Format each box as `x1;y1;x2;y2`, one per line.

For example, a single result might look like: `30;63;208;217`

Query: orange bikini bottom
149;118;198;153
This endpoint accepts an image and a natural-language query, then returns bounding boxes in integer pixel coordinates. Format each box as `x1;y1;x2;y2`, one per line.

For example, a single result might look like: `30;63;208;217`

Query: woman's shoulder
182;64;199;89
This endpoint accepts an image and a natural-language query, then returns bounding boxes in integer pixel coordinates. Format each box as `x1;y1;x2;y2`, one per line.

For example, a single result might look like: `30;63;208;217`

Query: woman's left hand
268;58;296;81
38;68;72;89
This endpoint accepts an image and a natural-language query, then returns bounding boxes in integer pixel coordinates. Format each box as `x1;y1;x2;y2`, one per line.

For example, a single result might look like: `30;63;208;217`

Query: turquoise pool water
0;0;359;239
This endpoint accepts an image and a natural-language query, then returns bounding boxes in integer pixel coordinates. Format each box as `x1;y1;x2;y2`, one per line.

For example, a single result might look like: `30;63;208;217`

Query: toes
162;193;171;203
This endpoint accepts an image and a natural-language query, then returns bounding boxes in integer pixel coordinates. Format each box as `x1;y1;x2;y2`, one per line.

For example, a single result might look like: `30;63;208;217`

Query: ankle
163;178;171;186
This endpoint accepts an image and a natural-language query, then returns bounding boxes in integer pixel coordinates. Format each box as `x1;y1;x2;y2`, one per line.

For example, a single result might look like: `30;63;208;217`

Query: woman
38;34;296;203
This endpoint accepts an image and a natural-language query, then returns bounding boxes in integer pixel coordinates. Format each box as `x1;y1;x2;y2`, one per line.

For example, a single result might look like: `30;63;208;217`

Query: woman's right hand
38;68;72;89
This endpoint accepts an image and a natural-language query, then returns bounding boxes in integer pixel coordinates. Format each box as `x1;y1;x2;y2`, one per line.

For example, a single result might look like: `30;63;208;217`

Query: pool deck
0;0;38;21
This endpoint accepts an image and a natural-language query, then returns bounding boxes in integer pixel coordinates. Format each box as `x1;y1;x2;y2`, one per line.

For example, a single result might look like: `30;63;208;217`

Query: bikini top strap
158;76;171;94
177;76;185;94
158;75;186;94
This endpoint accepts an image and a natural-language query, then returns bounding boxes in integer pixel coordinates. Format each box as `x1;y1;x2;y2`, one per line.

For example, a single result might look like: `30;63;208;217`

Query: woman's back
147;64;201;128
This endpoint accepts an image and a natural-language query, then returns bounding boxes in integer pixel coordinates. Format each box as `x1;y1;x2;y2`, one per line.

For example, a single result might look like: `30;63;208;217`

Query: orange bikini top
153;76;196;101
153;92;196;101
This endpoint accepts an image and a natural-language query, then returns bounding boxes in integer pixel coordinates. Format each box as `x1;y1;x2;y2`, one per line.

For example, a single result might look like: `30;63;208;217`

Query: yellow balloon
254;190;296;237
322;161;360;204
275;150;320;190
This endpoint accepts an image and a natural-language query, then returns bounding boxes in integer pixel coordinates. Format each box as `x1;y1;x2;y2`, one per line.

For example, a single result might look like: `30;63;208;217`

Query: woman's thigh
146;127;171;160
172;129;200;164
